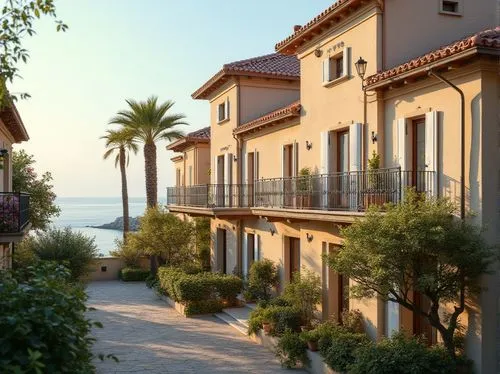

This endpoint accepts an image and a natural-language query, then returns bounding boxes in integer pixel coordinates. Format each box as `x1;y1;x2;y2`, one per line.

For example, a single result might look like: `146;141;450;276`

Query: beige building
0;100;31;269
167;0;500;371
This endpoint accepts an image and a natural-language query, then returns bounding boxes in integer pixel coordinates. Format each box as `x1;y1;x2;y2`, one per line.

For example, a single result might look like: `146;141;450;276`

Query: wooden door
289;237;300;279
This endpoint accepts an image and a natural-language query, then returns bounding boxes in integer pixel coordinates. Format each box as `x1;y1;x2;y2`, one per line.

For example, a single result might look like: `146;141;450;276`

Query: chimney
293;25;302;33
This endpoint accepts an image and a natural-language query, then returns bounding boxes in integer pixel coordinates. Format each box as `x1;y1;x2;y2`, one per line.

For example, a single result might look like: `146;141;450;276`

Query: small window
323;47;351;86
439;0;462;15
217;98;230;123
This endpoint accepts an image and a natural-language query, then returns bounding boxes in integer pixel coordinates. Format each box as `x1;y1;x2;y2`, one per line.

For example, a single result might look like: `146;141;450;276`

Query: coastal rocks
89;216;140;231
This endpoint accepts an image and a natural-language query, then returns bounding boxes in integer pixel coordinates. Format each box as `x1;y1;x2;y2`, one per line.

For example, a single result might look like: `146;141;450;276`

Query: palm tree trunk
144;141;158;273
144;142;157;208
119;146;129;242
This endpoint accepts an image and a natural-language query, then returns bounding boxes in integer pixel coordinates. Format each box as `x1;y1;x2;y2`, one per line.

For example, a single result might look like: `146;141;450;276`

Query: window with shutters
322;47;351;87
217;98;230;123
439;0;462;15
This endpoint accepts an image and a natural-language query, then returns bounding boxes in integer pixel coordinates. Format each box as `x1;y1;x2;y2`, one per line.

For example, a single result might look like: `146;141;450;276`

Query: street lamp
355;56;368;82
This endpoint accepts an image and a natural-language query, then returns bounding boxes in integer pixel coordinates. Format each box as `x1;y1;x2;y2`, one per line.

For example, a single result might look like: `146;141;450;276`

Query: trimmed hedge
248;304;302;336
157;267;243;315
120;267;150;282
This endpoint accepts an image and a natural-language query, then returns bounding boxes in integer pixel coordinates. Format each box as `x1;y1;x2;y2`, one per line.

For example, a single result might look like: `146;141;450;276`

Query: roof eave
365;48;483;91
166;137;210;152
234;108;301;137
192;70;300;100
275;0;372;55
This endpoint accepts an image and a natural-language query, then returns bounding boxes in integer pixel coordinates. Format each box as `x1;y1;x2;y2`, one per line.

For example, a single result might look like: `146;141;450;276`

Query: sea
53;197;159;256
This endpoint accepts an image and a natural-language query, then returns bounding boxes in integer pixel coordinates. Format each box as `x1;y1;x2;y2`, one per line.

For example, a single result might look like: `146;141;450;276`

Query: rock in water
89;216;140;231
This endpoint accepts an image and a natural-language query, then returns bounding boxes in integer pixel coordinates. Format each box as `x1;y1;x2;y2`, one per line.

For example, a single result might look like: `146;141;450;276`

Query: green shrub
120;267;150;282
246;259;279;302
340;309;365;333
275;329;309;369
283;268;321;327
265;306;302;335
15;227;98;281
179;262;203;274
248;307;266;335
350;332;461;374
323;331;370;372
157;267;243;315
0;263;103;373
184;300;224;316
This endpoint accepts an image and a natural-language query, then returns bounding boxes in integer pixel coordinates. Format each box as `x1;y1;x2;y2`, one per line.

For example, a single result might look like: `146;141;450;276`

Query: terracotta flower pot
307;340;318;352
262;322;272;335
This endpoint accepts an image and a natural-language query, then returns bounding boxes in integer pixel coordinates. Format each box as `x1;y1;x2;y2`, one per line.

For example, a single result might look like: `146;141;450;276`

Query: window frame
438;0;462;16
322;46;351;88
217;98;230;124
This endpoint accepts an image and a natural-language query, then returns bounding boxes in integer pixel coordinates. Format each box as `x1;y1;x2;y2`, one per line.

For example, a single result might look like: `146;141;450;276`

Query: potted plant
300;329;320;352
296;167;312;209
363;151;387;208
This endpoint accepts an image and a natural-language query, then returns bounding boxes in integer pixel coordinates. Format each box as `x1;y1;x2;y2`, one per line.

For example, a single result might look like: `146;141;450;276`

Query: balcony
166;184;253;218
253;168;435;222
166;168;435;222
0;192;30;242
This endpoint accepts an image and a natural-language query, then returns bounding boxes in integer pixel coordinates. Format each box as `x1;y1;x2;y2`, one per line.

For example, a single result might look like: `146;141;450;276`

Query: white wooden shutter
425;111;439;197
224;153;233;206
342;46;351;77
213;156;218;184
224;98;230;120
321;131;330;208
280;145;286;207
397;118;408;202
322;58;331;83
243;152;248;184
349;123;362;209
254;150;259;205
293;141;298;177
254;234;260;261
242;232;248;277
397;118;408;170
349;123;362;172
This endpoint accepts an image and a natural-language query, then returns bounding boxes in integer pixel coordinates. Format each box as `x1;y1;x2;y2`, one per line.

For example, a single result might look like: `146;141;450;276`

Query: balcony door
322;243;349;322
397;112;438;198
216;228;227;274
285;237;300;282
412;119;427;192
281;143;298;208
336;130;350;208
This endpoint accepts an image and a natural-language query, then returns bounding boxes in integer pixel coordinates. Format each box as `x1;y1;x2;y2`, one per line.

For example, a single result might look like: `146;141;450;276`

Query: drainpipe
427;69;465;220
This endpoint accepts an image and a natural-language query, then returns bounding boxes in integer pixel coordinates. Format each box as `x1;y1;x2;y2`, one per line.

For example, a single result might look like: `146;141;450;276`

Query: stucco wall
384;0;499;69
297;7;381;172
239;81;299;125
87;257;150;281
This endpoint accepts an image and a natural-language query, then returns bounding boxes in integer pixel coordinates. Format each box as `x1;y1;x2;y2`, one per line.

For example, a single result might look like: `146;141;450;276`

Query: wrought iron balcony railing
254;168;435;211
166;168;435;212
0;192;30;233
166;184;253;208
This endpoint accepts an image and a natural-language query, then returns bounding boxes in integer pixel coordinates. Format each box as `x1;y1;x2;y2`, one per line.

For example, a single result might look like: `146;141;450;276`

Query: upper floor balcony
0;192;30;242
166;168;435;222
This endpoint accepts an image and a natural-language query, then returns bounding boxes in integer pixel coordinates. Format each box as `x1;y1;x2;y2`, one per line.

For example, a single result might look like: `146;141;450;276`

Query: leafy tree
109;96;186;208
0;0;67;102
12;149;60;231
125;207;195;267
327;189;497;359
101;128;138;239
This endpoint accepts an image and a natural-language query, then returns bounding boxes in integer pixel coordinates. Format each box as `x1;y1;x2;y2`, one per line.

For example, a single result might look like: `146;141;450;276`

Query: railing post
398;166;402;203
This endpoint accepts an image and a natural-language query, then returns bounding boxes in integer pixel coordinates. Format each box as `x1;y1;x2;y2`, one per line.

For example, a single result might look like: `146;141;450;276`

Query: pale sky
10;0;334;197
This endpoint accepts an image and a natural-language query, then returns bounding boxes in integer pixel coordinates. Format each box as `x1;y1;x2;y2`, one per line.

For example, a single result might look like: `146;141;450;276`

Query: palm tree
101;128;138;240
109;96;187;208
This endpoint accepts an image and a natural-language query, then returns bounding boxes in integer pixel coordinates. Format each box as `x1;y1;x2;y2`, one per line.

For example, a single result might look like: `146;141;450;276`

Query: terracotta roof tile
166;126;210;151
192;53;299;99
233;101;301;136
275;0;365;54
187;126;210;140
366;26;500;87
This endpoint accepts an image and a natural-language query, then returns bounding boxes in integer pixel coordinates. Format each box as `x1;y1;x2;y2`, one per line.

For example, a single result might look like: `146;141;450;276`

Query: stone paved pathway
87;281;306;374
